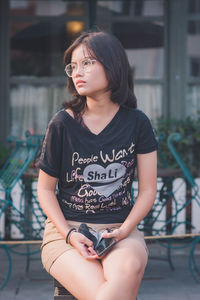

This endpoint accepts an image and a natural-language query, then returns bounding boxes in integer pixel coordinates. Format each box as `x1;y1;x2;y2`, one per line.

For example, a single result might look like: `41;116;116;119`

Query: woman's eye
83;60;91;66
71;64;76;70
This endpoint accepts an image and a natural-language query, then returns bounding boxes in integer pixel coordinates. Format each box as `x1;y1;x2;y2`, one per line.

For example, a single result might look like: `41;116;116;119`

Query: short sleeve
38;120;63;177
135;113;158;154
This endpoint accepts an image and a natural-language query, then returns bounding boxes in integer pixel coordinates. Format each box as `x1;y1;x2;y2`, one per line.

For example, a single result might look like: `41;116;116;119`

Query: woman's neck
81;95;120;135
85;94;119;117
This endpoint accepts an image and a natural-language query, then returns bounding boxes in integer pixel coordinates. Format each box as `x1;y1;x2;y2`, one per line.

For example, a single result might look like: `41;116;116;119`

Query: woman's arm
37;169;97;258
103;150;157;240
37;169;71;239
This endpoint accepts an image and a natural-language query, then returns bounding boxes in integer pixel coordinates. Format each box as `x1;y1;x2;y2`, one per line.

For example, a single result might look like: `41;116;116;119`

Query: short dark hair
63;31;137;113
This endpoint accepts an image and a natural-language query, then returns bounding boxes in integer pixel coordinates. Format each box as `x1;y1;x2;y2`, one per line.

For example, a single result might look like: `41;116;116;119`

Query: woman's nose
74;64;84;77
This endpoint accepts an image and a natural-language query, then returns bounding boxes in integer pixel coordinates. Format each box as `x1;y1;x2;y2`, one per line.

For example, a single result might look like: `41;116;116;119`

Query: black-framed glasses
65;58;97;77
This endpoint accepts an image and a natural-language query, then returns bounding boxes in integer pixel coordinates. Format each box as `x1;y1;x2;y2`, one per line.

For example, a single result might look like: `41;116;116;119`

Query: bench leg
54;279;77;300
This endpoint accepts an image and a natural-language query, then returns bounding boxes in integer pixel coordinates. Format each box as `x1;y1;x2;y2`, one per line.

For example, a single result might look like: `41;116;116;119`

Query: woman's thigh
50;248;104;300
102;234;148;282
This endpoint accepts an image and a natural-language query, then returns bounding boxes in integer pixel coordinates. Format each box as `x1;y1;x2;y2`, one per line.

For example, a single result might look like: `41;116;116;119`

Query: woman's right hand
69;231;98;259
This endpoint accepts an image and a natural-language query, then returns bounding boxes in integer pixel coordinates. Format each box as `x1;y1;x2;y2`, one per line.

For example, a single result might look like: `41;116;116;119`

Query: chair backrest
167;133;196;187
168;133;200;205
0;134;41;193
157;133;169;169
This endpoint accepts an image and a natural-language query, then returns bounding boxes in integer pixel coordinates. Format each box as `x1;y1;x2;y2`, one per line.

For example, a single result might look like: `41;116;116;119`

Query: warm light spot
66;21;84;35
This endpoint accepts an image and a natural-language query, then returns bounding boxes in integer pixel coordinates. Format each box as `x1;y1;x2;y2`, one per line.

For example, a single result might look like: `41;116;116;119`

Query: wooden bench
54;279;76;300
53;279;138;300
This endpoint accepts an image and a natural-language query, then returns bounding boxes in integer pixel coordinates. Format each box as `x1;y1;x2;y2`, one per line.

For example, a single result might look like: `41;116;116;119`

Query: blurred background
0;1;200;295
0;0;200;170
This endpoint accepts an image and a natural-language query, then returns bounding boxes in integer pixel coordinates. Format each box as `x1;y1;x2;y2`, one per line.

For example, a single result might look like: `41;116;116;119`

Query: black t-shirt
38;106;158;224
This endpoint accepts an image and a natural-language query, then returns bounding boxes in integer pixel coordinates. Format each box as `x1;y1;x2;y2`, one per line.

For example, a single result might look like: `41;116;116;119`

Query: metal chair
167;132;200;282
132;133;189;270
0;132;44;289
167;133;200;209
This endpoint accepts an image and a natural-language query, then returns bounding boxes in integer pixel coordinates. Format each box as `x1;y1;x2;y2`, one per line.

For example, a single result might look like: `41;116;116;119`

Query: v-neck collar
63;106;122;138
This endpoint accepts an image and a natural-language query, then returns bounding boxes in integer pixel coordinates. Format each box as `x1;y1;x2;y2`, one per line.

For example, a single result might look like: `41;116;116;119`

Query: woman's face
70;44;109;99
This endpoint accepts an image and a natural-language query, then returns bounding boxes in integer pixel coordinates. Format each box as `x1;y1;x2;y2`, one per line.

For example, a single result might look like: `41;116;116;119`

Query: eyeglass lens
65;59;96;77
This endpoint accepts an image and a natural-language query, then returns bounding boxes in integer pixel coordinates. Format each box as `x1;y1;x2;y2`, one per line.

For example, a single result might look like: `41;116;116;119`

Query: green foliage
155;112;200;176
0;145;11;168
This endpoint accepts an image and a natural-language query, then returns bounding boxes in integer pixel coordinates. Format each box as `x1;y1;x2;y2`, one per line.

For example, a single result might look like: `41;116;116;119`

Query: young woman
37;31;157;300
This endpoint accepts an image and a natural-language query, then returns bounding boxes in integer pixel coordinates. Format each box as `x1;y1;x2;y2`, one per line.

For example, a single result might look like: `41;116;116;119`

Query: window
190;57;200;77
9;0;87;137
101;0;165;119
113;20;164;79
98;0;164;16
10;0;85;17
188;0;200;14
186;0;200;117
10;0;86;76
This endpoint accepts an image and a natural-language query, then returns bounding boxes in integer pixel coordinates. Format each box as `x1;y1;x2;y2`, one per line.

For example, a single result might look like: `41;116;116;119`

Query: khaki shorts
41;218;148;273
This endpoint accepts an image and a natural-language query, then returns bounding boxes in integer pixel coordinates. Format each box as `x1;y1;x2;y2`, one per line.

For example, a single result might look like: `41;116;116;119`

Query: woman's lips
76;80;86;86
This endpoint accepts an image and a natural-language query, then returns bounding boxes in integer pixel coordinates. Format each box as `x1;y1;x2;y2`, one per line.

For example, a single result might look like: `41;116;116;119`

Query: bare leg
96;238;148;300
50;232;147;300
50;249;105;300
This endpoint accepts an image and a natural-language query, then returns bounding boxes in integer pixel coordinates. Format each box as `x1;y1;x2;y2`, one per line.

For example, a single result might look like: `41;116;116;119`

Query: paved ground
0;242;200;300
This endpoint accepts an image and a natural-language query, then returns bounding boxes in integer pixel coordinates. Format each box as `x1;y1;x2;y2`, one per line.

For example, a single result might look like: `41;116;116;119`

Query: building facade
0;0;200;143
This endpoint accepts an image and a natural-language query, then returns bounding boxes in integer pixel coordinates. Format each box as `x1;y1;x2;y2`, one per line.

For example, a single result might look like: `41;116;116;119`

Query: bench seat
54;279;76;300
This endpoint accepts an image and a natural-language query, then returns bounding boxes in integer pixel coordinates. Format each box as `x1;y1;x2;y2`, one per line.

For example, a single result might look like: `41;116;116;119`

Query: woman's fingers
83;236;93;248
69;232;92;247
101;229;117;238
69;232;98;259
78;243;98;259
101;229;123;241
87;246;97;256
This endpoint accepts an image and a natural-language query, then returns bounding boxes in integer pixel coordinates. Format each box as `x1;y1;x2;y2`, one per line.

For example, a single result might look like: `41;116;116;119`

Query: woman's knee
103;244;148;284
120;256;147;282
122;242;148;277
